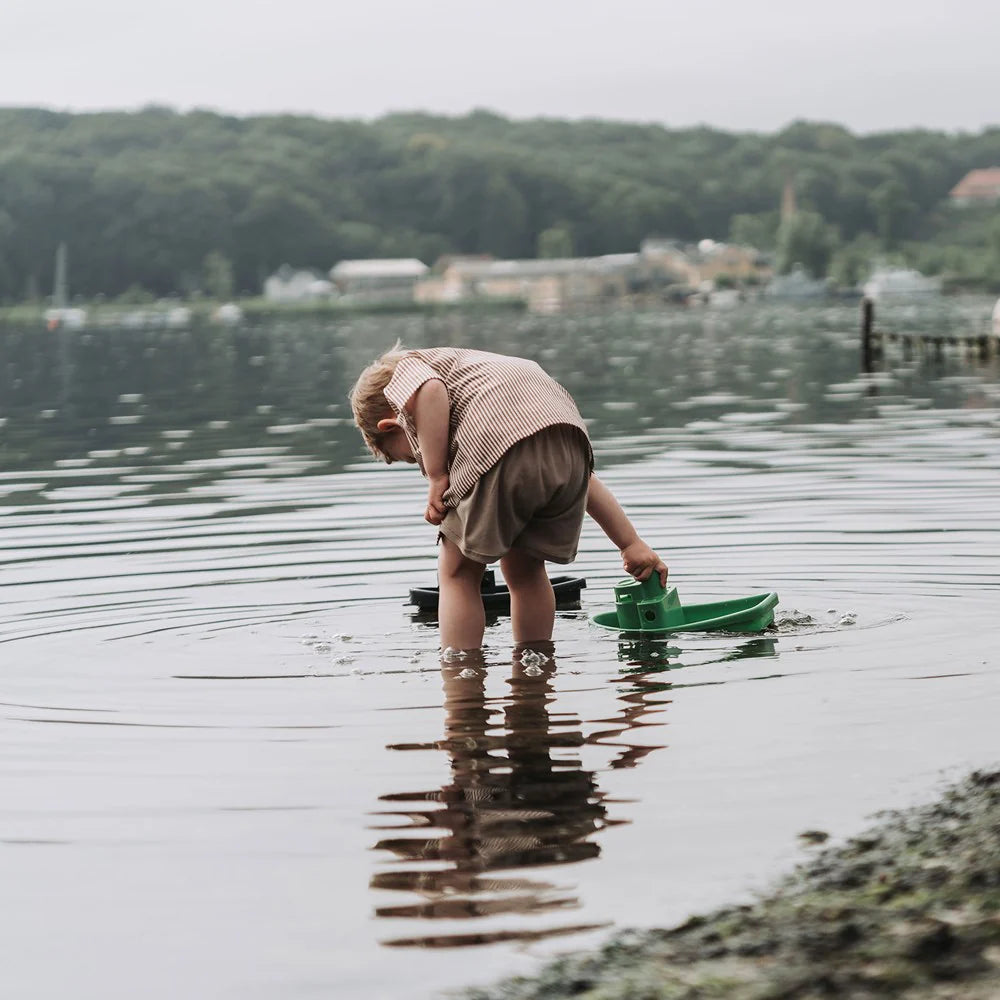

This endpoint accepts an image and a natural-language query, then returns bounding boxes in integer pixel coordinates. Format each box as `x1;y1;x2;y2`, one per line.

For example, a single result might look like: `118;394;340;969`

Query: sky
2;0;999;134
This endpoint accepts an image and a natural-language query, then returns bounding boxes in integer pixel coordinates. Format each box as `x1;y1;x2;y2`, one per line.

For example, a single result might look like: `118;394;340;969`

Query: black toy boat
408;569;586;612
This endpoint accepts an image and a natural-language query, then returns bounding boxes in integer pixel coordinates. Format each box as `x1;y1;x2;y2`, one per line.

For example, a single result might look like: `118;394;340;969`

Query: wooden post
861;297;876;373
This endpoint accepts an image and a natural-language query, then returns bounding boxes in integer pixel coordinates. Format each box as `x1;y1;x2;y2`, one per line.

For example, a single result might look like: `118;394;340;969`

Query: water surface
1;301;999;999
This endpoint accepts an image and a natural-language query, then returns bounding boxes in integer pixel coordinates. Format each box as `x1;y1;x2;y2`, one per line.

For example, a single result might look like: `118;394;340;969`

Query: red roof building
949;168;1000;204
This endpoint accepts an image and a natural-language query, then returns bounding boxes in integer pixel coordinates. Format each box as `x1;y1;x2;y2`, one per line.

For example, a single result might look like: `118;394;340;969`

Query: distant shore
0;296;527;328
459;769;1000;1000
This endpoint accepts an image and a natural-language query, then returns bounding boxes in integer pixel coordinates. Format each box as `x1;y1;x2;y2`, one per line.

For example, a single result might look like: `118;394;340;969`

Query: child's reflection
370;643;621;947
370;634;776;946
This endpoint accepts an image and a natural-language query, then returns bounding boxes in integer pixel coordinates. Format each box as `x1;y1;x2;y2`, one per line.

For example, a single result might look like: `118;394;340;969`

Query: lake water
2;300;999;999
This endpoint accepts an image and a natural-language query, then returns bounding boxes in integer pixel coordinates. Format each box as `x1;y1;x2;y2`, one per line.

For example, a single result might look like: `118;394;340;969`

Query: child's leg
500;548;555;644
438;536;486;650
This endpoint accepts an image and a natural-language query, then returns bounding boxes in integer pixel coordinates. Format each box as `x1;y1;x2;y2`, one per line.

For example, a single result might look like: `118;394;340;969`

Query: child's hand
621;540;668;587
425;474;450;525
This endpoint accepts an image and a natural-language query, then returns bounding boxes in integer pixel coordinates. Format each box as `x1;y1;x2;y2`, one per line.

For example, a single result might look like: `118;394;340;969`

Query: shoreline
458;769;1000;1000
0;296;527;328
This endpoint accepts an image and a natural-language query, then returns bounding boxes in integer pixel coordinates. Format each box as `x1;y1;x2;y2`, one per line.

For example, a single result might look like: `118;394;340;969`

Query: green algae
456;770;1000;1000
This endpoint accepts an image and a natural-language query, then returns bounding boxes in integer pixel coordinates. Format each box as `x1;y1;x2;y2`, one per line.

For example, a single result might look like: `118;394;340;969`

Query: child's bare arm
586;474;668;585
407;379;450;524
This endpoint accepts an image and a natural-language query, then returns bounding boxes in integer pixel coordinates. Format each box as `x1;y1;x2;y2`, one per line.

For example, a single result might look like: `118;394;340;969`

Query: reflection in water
616;636;776;670
614;636;780;696
370;643;668;947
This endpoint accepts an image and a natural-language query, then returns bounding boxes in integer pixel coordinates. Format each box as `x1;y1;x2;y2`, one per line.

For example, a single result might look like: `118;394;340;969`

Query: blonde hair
349;341;409;461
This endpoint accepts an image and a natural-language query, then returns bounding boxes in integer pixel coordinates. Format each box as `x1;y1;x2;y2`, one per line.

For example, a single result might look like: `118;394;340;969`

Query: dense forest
1;106;1000;301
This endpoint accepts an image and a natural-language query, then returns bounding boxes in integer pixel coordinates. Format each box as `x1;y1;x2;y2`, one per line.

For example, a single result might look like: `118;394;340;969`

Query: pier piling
860;298;998;368
861;297;876;372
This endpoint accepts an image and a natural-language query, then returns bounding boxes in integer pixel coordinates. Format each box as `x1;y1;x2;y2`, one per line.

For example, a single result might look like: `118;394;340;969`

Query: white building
264;266;334;304
329;259;428;301
43;307;87;329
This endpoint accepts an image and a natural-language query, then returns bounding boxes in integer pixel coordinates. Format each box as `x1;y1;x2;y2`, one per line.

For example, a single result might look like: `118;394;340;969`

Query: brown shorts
439;425;592;565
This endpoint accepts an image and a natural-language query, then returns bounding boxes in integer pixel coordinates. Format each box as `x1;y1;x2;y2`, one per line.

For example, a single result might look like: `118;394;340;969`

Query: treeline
1;106;1000;301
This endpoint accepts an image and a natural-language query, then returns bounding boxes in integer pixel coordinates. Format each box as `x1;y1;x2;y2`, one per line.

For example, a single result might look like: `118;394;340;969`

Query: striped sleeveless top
383;348;592;505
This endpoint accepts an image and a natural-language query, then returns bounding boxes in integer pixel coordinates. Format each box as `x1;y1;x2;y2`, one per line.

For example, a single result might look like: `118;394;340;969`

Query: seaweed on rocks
455;770;1000;1000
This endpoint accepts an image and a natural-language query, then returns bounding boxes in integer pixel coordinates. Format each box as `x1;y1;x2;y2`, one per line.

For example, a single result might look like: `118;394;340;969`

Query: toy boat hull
591;591;778;634
409;573;586;612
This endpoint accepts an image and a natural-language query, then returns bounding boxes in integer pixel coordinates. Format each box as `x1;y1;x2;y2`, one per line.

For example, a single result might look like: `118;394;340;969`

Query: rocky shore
458;770;1000;1000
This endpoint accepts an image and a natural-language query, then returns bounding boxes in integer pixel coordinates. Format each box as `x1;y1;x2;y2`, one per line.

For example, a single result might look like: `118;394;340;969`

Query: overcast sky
2;0;998;134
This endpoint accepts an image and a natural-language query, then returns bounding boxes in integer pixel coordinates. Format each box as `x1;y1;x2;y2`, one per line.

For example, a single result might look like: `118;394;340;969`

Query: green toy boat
591;576;778;635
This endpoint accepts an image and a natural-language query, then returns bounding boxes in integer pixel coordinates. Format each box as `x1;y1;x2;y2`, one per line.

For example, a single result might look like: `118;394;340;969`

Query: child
350;345;667;651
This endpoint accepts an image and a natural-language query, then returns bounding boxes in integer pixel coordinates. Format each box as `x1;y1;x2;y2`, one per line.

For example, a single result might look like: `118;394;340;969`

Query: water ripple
2;303;999;996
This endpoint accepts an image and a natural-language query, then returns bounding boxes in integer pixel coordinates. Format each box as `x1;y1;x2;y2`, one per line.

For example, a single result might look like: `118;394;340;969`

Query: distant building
430;254;493;275
264;265;333;303
43;307;87;329
416;255;638;313
639;238;769;288
949;168;1000;206
414;241;772;312
330;258;428;302
694;241;767;283
639;239;701;286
